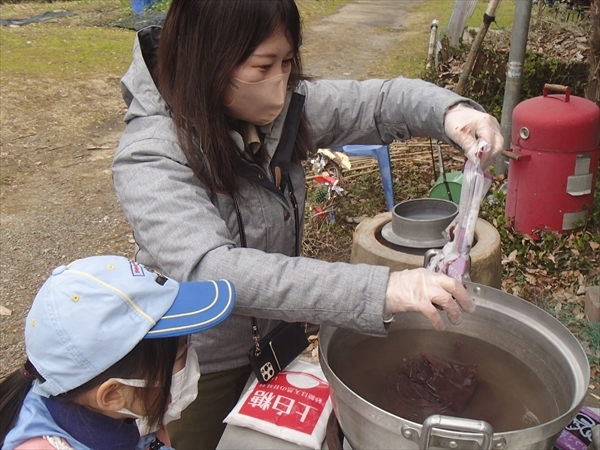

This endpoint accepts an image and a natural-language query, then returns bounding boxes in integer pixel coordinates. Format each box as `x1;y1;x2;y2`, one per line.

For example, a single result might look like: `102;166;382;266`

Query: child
0;255;235;450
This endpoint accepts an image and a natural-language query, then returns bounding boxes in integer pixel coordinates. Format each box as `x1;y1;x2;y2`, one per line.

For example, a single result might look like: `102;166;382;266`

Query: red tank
505;85;600;236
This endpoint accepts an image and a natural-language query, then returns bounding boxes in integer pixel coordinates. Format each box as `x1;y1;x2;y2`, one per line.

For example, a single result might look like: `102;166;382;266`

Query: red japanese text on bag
224;359;332;449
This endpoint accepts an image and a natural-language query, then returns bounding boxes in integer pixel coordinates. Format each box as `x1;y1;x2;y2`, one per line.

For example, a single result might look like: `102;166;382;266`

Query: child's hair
0;337;179;446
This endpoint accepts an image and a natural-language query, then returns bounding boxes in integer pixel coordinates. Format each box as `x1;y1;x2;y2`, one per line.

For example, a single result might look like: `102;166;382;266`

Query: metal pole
426;20;439;71
455;0;502;94
495;0;533;175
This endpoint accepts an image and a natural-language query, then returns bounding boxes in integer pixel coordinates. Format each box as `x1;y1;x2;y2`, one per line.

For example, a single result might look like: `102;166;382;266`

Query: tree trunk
585;0;599;105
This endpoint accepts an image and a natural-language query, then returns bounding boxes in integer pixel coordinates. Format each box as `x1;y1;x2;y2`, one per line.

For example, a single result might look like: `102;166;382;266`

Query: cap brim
145;279;235;338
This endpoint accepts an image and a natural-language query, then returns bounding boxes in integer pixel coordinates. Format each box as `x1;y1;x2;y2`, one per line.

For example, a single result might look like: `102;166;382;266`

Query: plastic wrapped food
388;351;478;422
427;140;493;280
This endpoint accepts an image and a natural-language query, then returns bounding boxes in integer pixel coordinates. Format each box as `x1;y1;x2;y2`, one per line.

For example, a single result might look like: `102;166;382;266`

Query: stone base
351;213;502;289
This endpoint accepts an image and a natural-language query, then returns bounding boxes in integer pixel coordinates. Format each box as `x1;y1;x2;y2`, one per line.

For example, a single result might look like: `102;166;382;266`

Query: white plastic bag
224;359;332;449
427;140;493;280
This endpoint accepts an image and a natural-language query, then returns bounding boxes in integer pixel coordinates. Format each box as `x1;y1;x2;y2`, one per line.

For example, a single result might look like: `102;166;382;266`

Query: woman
0;255;235;449
112;0;503;447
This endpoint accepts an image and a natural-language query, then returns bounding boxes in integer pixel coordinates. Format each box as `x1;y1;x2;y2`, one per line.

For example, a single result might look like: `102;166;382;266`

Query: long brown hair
0;337;179;446
157;0;311;193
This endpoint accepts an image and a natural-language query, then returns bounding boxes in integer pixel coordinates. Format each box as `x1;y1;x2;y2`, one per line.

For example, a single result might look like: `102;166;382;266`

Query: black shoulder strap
269;92;305;193
233;92;306;198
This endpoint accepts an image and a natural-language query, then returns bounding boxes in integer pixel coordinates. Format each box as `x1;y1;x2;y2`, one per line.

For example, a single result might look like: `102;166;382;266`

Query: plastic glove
444;103;504;170
384;268;475;331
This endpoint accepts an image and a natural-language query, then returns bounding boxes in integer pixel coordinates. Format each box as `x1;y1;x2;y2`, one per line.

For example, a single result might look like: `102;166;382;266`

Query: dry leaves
299;334;320;363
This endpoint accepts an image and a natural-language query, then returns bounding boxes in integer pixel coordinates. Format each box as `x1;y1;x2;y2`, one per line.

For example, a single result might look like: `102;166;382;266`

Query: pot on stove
318;283;589;450
380;198;459;249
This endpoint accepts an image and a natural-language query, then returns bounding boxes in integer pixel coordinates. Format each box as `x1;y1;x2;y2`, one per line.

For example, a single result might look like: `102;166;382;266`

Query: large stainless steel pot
319;282;589;450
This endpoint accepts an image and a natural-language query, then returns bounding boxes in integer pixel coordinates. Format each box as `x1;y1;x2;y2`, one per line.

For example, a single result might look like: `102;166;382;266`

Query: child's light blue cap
25;255;235;397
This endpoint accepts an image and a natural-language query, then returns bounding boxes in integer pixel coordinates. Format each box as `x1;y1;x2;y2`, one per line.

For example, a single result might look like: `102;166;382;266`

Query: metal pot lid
380;222;448;248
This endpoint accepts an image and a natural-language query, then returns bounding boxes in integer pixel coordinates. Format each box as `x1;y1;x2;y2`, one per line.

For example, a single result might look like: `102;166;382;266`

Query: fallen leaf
565;291;577;302
0;306;11;316
504;249;518;264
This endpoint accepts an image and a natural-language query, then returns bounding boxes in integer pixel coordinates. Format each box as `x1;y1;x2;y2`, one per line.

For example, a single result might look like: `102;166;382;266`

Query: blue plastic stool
332;144;394;211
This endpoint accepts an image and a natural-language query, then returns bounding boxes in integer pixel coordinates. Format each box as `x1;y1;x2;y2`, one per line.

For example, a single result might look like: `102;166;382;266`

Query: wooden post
455;0;502;94
585;0;599;105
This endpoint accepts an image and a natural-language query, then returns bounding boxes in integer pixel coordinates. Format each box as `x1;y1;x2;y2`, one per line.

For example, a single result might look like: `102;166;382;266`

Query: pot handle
423;249;441;268
419;414;495;450
423;249;472;282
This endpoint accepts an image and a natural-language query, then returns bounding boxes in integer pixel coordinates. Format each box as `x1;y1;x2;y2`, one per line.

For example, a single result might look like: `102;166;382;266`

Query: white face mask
114;347;201;436
224;72;290;126
162;347;200;424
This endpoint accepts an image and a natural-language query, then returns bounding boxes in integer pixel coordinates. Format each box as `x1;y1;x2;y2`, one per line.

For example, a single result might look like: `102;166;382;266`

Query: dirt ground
0;0;424;378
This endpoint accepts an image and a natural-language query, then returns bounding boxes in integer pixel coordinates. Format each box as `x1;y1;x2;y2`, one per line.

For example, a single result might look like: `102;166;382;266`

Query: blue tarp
131;0;158;15
0;10;73;27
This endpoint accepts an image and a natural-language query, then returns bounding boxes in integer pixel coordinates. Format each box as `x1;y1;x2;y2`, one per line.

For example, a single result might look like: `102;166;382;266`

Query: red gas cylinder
505;84;600;236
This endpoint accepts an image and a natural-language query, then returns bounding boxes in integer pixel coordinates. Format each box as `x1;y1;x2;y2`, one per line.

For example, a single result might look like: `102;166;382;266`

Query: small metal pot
381;198;458;248
319;283;589;450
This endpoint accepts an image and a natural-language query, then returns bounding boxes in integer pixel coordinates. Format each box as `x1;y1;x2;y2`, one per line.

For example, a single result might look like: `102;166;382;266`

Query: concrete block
585;286;600;323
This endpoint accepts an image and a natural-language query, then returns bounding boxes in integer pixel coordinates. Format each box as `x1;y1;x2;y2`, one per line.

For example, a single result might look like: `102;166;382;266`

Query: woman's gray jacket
112;27;478;374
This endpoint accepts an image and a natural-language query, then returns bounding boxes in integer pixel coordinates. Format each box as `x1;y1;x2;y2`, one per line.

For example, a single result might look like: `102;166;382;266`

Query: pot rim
392;198;459;223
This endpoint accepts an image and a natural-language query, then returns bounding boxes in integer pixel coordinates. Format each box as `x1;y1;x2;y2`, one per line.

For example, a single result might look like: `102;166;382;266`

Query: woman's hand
444;103;504;170
384;268;475;331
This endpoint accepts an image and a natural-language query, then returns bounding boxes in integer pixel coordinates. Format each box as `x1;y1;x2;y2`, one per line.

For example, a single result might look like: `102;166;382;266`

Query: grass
0;25;133;80
0;0;131;19
129;0;352;19
296;0;350;22
1;0;514;82
0;0;135;81
0;0;348;81
368;0;517;79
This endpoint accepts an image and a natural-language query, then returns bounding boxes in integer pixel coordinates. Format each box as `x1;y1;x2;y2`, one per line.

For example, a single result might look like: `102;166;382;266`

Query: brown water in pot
329;329;559;432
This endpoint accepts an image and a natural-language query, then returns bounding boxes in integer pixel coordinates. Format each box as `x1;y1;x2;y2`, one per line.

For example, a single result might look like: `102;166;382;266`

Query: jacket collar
43;396;141;450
